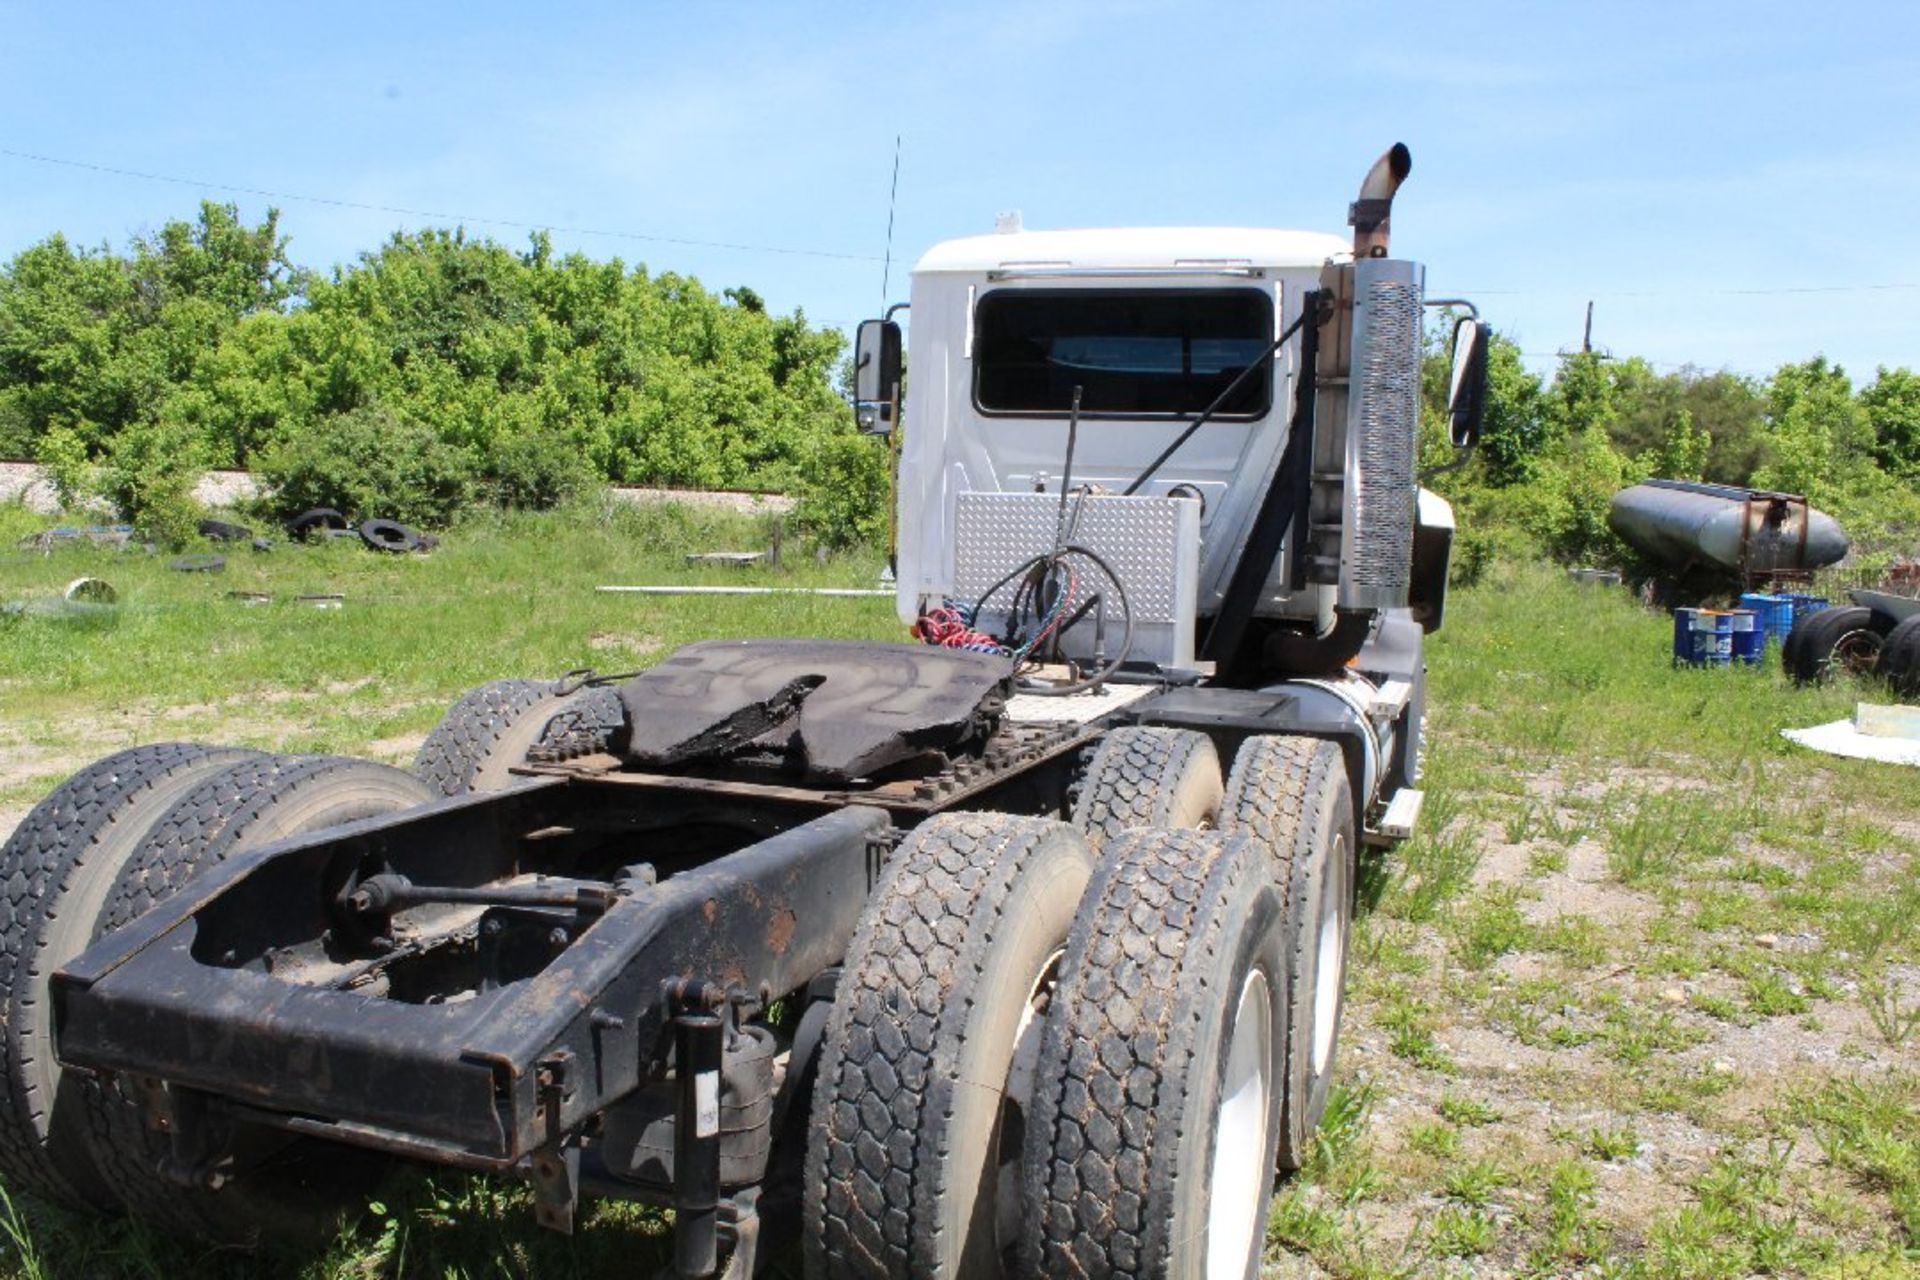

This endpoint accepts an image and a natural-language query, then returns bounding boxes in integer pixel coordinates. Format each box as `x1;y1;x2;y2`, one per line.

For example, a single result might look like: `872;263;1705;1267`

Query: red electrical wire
911;605;1006;654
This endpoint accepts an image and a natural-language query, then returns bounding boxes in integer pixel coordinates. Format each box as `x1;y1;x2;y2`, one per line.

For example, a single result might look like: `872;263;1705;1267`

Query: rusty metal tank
1608;479;1848;578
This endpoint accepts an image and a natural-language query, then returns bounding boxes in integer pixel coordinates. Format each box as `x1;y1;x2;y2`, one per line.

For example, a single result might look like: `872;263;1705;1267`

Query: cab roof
912;226;1351;275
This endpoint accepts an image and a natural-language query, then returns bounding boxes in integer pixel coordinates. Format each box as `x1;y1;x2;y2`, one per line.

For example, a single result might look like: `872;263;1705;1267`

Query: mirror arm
1424;298;1479;319
1418;439;1477;483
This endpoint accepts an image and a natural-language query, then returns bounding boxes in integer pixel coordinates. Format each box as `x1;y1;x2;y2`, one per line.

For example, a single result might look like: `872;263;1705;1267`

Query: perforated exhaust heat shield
1339;257;1424;611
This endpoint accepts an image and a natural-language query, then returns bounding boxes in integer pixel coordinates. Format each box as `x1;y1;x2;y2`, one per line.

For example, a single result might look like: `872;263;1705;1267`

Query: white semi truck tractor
8;145;1486;1279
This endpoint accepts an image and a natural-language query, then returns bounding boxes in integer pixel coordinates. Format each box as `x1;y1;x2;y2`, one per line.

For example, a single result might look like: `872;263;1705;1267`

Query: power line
18;145;1910;293
0;145;883;263
1520;351;1772;376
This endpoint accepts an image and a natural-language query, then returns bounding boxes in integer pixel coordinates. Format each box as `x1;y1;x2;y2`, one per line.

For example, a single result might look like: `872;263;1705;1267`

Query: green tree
130;202;303;318
34;421;94;509
1602;356;1666;460
96;418;207;546
797;432;891;548
1677;369;1766;484
0;205;866;537
1415;322;1544;487
261;404;476;528
1859;365;1920;479
1636;407;1711;482
1472;333;1549;487
1754;357;1872;502
0;234;139;447
1546;350;1617;441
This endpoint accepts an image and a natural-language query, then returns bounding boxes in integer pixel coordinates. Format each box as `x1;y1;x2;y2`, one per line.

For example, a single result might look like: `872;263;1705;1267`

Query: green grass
1449;883;1535;969
1437;1092;1502;1128
0;499;893;1279
0;498;893;803
1581;1122;1643;1162
3;512;1916;1278
1284;557;1917;1277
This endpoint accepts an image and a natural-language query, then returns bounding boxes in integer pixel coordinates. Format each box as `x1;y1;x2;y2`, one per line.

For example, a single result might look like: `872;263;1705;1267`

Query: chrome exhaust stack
1306;144;1423;613
1350;143;1411;259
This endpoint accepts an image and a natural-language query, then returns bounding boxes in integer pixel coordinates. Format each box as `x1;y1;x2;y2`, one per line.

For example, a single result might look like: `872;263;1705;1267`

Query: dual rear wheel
805;727;1357;1279
0;677;617;1238
0;745;429;1241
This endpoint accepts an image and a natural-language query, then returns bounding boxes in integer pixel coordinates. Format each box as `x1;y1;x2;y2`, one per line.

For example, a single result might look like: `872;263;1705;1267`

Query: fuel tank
1608;479;1848;577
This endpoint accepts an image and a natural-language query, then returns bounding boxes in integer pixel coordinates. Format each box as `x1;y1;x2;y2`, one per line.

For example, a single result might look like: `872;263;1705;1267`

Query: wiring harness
909;538;1136;696
910;386;1136;694
909;605;1007;655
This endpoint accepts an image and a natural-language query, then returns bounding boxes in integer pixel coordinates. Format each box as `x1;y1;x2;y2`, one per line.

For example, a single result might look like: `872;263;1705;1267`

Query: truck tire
0;743;260;1212
805;814;1093;1280
1217;735;1356;1172
285;507;347;540
1875;614;1920;698
1785;606;1893;685
1020;829;1288;1280
358;517;423;554
1070;726;1222;851
1781;608;1809;674
412;678;626;796
81;755;431;1245
196;518;252;543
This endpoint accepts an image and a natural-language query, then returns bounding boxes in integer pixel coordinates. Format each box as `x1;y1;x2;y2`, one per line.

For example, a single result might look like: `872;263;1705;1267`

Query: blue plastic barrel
1738;592;1795;647
1786;593;1829;627
1728;609;1764;665
1673;608;1734;666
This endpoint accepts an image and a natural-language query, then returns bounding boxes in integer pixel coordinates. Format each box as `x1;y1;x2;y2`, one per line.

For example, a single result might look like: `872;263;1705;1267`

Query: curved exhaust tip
1387;143;1412;184
1352;143;1412;257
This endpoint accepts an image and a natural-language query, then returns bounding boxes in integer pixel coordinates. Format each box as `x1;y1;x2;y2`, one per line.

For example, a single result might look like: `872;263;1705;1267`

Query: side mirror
853;318;903;435
1446;316;1489;448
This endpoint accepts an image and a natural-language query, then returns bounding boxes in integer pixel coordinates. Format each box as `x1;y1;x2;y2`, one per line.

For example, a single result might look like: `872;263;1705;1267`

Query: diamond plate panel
952;491;1198;666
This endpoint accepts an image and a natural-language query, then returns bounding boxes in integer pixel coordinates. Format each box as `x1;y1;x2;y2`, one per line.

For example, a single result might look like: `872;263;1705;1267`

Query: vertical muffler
1314;144;1423;612
1338;255;1423;610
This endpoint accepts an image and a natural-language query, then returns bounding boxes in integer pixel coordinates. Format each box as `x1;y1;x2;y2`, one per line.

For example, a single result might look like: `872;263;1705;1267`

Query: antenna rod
881;134;902;301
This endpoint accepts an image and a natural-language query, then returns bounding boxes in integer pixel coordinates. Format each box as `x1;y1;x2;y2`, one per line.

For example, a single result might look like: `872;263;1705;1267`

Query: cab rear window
973;288;1273;417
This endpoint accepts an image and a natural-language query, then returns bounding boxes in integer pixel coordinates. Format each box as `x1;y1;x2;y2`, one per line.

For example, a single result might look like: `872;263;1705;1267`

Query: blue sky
3;1;1915;383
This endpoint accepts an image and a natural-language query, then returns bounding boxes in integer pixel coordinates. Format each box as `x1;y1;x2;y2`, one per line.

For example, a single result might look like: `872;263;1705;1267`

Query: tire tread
412;680;624;796
0;743;257;1209
1070;727;1220;850
1218;734;1354;1170
805;813;1086;1280
1022;829;1276;1280
79;756;428;1242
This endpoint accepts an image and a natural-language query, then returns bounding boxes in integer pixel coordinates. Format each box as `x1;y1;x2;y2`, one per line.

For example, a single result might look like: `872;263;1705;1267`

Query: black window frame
970;285;1277;421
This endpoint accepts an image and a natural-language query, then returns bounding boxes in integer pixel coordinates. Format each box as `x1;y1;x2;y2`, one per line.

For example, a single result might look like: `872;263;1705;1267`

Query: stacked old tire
0;745;431;1242
1879;614;1920;698
1784;604;1912;689
804;724;1357;1280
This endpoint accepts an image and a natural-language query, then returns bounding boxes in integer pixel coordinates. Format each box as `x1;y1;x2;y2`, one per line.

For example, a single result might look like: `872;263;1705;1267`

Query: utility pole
1582;300;1594;354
